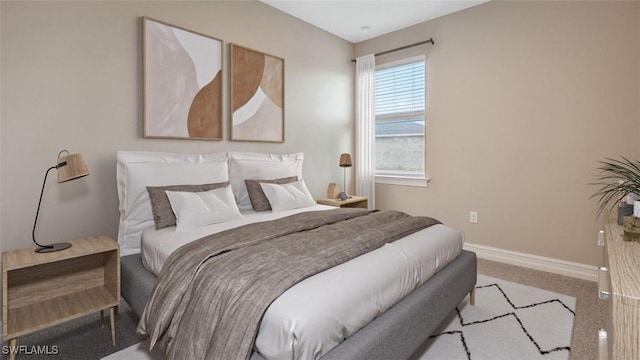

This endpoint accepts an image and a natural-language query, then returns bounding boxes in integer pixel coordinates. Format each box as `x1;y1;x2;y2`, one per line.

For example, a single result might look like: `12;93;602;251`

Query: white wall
0;1;354;253
356;0;640;267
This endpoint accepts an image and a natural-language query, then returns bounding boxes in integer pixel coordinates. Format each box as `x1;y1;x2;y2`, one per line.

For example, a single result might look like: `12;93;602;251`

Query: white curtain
355;54;376;210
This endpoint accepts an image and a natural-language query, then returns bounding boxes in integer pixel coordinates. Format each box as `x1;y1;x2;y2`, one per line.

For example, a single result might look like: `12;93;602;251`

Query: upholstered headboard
116;151;304;255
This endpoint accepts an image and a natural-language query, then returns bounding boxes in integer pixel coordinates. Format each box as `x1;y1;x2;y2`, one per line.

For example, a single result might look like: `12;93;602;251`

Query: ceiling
260;0;490;43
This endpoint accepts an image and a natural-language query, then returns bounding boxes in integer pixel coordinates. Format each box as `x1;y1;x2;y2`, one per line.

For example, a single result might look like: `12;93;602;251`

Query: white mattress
141;205;463;360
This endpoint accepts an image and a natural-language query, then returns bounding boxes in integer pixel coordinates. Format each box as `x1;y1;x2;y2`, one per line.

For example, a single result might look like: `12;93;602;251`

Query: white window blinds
375;60;425;119
374;59;426;179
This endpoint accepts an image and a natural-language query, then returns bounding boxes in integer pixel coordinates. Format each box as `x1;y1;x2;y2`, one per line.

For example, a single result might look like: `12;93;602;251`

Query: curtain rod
351;38;434;63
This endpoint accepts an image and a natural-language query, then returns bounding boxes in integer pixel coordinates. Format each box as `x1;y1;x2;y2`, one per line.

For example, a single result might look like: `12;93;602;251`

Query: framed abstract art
230;44;284;143
143;17;223;140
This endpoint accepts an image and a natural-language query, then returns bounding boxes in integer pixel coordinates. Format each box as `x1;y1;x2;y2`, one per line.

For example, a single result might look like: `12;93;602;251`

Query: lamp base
339;192;349;201
35;242;72;253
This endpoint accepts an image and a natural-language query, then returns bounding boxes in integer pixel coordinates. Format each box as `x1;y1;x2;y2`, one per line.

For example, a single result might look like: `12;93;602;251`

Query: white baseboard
464;242;598;282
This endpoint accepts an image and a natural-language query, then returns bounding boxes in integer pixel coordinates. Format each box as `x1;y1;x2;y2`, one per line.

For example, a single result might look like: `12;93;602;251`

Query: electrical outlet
469;211;478;224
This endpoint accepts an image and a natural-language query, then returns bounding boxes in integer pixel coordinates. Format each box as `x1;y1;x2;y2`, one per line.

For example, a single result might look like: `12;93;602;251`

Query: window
374;57;427;186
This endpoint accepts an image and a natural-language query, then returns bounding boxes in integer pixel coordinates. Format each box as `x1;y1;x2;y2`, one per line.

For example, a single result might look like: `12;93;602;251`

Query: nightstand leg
469;288;476;306
8;338;16;360
100;309;105;328
110;307;116;346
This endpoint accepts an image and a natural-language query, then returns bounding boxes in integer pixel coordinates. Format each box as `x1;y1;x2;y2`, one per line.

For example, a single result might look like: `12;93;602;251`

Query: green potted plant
590;157;640;242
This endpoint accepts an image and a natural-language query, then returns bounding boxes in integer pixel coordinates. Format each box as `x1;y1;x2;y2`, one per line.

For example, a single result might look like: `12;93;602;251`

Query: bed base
121;250;476;360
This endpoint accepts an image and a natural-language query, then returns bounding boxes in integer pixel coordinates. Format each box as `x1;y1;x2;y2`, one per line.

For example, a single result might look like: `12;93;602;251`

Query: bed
116;151;477;360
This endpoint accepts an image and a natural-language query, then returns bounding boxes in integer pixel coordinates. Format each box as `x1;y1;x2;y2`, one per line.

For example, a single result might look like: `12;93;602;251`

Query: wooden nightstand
317;196;368;209
2;236;120;359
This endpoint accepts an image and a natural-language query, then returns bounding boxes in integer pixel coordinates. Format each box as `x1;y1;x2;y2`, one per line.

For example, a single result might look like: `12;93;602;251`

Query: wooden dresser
598;215;640;359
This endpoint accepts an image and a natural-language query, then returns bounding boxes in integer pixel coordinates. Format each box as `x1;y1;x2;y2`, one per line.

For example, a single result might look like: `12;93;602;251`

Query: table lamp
32;150;89;253
339;153;352;201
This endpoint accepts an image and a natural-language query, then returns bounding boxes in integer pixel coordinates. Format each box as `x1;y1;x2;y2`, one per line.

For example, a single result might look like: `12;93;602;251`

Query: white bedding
141;205;337;276
141;205;463;360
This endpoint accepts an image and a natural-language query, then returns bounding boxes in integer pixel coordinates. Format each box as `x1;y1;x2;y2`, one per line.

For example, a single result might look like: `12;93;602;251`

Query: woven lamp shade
339;153;352;168
57;153;89;183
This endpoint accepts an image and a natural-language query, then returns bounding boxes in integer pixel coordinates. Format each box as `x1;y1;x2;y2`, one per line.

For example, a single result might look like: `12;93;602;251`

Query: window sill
375;175;430;188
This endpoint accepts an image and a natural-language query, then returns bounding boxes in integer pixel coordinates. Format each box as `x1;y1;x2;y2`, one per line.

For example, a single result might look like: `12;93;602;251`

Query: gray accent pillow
147;182;229;229
245;176;298;211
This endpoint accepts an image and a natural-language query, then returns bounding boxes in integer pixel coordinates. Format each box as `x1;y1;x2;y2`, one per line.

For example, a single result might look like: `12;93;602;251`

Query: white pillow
116;151;228;255
166;186;244;231
229;152;304;210
260;179;316;212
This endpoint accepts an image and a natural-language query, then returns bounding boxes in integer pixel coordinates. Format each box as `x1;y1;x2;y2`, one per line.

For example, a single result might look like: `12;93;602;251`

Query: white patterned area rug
413;274;576;360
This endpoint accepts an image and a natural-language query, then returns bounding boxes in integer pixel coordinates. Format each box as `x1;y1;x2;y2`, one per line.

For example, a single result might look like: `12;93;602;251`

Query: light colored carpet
412;275;576;360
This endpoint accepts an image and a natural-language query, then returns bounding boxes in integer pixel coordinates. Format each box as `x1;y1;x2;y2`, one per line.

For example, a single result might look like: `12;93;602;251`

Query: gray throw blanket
138;208;441;360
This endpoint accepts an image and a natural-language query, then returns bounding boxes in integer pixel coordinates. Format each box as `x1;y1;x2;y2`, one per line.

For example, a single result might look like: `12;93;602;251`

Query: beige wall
356;0;640;266
2;0;638;282
0;1;354;253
